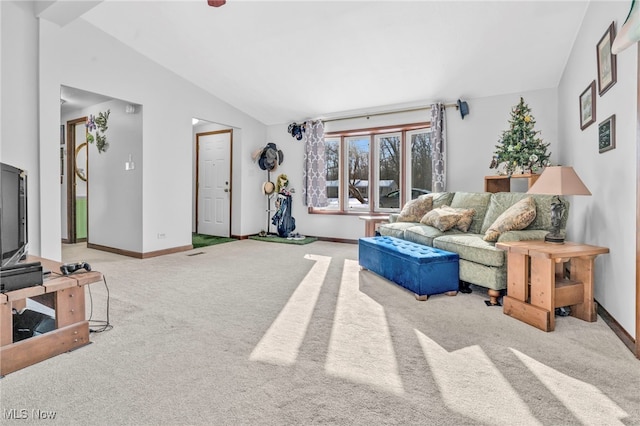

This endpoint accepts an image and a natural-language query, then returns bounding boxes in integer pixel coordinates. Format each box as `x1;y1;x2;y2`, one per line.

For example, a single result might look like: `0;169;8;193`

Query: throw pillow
397;194;433;223
483;197;537;242
440;206;476;232
420;207;463;232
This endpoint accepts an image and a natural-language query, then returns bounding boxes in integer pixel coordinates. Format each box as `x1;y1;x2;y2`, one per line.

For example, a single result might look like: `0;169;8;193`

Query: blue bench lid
359;236;459;263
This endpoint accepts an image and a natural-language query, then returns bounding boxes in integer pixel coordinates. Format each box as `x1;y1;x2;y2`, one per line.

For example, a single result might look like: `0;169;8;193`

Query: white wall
558;1;637;338
37;17;267;259
265;88;559;240
85;99;143;252
0;1;41;257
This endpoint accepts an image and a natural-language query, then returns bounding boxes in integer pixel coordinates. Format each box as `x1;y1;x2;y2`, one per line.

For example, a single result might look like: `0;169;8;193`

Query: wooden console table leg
530;255;555;331
506;251;529;302
0;301;12;346
569;256;598;322
55;286;86;328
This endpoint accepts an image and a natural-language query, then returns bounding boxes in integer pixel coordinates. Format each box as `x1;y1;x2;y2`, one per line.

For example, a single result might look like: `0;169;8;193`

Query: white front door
197;130;232;237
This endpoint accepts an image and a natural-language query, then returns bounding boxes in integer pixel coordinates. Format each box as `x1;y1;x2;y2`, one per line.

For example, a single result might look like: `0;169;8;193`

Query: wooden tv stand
0;256;103;376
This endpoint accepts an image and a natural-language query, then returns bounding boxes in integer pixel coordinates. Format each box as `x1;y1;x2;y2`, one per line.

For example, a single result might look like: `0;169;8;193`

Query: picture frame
579;81;596;130
598;114;616;153
596;22;617;96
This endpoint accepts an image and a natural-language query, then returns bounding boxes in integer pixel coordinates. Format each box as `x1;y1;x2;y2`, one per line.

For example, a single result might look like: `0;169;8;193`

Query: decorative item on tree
86;110;111;154
490;97;550;176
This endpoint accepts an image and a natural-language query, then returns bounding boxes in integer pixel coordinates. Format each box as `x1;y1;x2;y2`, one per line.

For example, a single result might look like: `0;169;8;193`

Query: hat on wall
262;181;276;195
288;122;306;140
252;143;284;171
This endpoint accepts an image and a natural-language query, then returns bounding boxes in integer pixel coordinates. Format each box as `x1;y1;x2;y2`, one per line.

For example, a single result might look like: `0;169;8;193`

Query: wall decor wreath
86;109;111;153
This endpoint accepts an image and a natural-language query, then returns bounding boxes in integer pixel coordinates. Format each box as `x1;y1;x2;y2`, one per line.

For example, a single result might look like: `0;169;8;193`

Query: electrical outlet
157;233;166;239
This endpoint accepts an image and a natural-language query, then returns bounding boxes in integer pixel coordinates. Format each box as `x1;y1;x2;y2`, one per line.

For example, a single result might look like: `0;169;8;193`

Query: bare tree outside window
347;137;369;205
411;131;432;193
378;134;400;206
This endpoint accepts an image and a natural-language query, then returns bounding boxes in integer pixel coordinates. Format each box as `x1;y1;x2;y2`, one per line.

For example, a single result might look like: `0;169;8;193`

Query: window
313;123;431;214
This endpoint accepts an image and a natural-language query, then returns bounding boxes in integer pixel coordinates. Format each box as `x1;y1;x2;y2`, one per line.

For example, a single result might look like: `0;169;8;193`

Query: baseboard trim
86;243;194;259
316;236;358;244
597;300;638;358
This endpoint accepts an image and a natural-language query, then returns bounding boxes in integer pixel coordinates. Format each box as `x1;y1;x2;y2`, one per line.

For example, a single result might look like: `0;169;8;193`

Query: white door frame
195;129;233;237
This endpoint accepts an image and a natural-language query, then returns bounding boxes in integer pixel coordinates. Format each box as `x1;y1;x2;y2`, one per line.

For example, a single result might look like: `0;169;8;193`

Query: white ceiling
66;0;589;125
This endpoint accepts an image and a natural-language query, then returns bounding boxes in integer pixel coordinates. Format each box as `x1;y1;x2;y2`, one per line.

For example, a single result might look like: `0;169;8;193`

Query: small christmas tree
491;97;550;175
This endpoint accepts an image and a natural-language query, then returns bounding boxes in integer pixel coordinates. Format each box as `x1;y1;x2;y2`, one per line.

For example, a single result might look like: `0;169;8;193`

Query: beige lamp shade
527;166;591;196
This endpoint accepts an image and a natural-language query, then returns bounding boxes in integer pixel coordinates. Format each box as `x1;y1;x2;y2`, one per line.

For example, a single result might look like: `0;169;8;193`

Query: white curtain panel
430;103;447;192
302;120;328;207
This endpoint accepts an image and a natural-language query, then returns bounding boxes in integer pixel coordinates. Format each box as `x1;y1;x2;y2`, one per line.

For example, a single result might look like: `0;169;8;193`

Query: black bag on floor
271;194;296;238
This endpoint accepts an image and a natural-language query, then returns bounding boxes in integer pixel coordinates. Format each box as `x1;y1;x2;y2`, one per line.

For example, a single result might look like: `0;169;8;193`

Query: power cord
87;275;113;333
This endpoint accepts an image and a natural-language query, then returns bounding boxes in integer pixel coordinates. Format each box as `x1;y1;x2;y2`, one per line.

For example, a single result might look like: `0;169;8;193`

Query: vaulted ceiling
57;1;590;125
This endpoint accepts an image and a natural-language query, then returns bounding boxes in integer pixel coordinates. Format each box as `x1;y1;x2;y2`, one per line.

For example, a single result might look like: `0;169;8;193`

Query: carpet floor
1;240;638;425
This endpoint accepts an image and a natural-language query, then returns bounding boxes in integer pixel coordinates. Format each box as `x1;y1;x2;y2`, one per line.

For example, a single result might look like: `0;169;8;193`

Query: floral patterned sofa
377;191;568;305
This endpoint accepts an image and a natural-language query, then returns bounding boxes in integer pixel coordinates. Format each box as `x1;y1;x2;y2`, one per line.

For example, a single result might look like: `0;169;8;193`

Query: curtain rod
320;102;460;123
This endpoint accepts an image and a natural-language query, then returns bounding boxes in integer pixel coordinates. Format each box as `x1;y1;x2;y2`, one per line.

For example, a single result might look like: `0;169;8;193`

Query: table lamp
526;166;591;244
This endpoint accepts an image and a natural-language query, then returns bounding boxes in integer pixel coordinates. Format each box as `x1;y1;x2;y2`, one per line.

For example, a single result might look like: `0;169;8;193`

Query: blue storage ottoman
358;236;459;300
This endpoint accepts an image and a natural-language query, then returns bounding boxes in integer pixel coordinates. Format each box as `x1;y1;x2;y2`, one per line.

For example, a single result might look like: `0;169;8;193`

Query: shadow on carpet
249;234;317;245
192;233;236;248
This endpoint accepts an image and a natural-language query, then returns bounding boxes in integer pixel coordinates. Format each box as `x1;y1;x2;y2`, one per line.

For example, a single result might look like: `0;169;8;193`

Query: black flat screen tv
0;162;28;268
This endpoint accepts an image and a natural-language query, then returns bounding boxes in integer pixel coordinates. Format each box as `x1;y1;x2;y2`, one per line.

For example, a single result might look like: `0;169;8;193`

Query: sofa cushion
396;194;433;222
449;192;492;234
420;207;463;232
481;193;568;233
431;192;455;208
378;221;417;239
433;234;506;268
483;197;536;242
404;224;462;246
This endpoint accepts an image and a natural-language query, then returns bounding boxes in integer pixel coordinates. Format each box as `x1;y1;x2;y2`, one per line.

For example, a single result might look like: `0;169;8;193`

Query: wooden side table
496;240;609;332
359;215;389;237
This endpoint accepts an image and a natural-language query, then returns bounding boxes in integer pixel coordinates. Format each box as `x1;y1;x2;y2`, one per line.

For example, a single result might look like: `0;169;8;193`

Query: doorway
195;129;232;237
64;117;88;244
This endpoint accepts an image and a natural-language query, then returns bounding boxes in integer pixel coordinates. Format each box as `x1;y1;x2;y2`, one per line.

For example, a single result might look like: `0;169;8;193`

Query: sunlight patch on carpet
249;254;330;365
511;348;628;425
325;259;404;395
416;331;541;425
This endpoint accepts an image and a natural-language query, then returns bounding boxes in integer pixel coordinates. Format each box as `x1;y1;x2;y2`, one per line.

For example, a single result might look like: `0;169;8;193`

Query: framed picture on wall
596;22;617;96
598;114;616;153
579;81;596;130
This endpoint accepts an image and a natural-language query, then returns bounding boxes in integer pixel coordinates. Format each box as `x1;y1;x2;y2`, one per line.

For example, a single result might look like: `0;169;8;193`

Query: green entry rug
249;234;317;245
192;233;236;248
